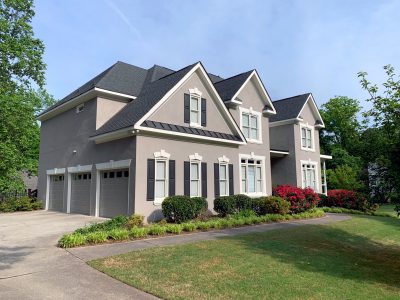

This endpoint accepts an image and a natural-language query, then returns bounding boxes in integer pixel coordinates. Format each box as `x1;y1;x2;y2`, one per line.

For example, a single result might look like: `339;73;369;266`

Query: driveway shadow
0;245;33;272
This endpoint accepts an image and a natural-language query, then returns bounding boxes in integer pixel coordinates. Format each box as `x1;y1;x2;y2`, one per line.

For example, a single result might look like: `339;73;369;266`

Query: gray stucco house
37;61;331;221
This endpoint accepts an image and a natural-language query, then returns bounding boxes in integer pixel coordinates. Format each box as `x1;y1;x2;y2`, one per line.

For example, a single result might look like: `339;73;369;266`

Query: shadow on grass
228;215;400;289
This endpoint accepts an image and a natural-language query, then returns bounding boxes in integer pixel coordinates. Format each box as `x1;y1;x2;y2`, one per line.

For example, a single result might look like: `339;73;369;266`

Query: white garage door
49;175;64;211
99;169;129;218
70;172;91;215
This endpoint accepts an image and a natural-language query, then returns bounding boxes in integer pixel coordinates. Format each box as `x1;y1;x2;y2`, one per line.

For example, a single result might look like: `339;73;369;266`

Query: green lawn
90;215;400;299
377;204;398;217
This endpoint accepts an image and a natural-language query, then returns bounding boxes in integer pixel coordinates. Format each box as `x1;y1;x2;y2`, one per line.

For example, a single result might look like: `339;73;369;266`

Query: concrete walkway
69;213;351;262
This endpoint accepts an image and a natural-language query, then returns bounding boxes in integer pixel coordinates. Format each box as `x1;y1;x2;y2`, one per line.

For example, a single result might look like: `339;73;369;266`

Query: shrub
125;214;144;229
233;209;257;219
0;196;43;212
197;221;212;230
129;227;149;238
108;228;129;241
58;233;86;248
233;194;253;211
165;224;183;234
162;195;208;223
273;185;320;213
76;215;128;234
325;189;369;211
148;225;167;236
86;231;108;244
253;196;290;215
182;222;197;232
214;194;252;216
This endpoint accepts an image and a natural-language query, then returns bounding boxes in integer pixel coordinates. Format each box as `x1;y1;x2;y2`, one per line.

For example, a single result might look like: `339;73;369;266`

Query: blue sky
32;0;400;108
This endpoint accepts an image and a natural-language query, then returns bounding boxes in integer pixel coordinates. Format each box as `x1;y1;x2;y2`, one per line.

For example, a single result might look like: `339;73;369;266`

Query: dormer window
184;88;206;128
190;94;201;126
300;124;314;151
76;103;84;113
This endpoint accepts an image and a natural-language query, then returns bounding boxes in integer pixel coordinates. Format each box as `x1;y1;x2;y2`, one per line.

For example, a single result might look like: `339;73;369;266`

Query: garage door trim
95;159;131;217
45;168;66;210
67;164;93;213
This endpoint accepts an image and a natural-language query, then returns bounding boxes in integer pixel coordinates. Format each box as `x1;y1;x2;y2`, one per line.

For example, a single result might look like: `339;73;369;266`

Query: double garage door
48;169;129;218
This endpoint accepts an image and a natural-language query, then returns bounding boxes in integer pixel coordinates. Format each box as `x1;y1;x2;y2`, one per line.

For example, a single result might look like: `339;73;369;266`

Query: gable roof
269;93;311;122
39;61;147;116
214;70;254;102
95;63;197;136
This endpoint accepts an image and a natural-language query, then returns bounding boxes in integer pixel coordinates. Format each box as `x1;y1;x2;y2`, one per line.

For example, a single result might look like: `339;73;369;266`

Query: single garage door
49;175;64;211
70;172;91;215
99;169;129;218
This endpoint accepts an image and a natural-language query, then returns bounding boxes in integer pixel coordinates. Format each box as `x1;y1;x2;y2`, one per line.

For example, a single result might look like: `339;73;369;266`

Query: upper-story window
76;103;84;113
240;107;262;143
190;94;201;126
300;124;314;151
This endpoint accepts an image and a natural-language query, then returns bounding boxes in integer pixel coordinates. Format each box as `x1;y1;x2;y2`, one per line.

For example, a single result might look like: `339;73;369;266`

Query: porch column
323;160;327;195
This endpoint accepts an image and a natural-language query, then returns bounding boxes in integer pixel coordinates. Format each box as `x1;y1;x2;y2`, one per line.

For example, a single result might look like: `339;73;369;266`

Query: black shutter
201;162;207;198
169;160;175;196
184;161;190;196
147;159;155;201
201;98;207;126
184;94;190;123
214;163;220;198
229;164;234;195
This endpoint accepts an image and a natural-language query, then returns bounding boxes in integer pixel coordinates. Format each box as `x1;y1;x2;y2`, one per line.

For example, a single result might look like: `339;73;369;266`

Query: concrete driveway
0;211;157;300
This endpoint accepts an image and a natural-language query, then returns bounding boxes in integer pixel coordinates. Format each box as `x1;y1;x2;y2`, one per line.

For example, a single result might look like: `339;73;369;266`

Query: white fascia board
89;127;136;144
96;159;131;170
133;62;247;143
270;150;289;155
297;94;325;128
136;125;246;145
320;154;333;160
67;164;93;173
269;118;303;128
37;88;135;122
46;168;66;175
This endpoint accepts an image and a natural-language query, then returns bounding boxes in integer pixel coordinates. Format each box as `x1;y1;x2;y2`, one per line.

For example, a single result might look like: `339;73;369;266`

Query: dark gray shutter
169;160;175;196
201;162;207;198
147;159;155;201
201;98;206;126
229;164;234;195
214;163;220;198
184;161;190;196
184;94;190;123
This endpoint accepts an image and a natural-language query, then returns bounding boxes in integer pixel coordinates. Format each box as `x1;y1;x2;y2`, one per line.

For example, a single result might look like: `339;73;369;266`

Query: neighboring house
37;61;330;221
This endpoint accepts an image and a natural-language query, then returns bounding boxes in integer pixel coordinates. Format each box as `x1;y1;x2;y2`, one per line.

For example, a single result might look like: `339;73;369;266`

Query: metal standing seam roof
269;93;311;122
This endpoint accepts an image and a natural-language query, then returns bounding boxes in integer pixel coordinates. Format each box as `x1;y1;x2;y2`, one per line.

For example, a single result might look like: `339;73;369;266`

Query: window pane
242;180;247;193
302;137;307;147
251;116;257;128
243;127;250;138
241;166;246;179
256;180;262;192
256;167;262;180
190;180;199;196
248;166;255;193
156;181;165;198
219;165;226;180
190;97;198;110
251;128;258;140
191;163;199;180
156;161;165;179
302;128;306;138
190;111;199;124
242;114;249;126
220;181;227;196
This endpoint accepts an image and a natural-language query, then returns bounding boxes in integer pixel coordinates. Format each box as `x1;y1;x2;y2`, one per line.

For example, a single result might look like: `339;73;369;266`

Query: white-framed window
153;149;170;204
301;160;318;192
190;94;200;126
219;163;229;196
300;124;314;151
240;154;265;196
240;107;262;143
76;103;84;113
190;161;201;197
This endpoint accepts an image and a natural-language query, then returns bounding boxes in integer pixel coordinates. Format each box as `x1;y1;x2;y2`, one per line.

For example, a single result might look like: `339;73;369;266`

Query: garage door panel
49;175;64;211
70;173;91;215
99;169;129;218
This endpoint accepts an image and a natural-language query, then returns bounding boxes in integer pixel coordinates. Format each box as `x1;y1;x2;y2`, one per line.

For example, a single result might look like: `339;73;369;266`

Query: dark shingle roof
39;61;147;116
95;63;198;136
142;120;241;141
214;70;253;101
269;93;311;122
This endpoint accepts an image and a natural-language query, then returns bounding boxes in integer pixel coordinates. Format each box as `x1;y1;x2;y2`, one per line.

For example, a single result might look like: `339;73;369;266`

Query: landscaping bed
0;196;43;213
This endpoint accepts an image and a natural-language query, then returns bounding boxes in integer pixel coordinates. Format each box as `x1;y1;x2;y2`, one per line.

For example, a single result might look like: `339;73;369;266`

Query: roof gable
214;70;253;102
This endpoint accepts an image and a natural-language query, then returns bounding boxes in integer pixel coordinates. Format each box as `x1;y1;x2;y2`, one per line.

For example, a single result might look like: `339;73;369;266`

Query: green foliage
75;216;128;235
182;222;197;232
148;225;167;236
326;165;364;191
125;214;144;229
162;195;208;223
86;231;108;244
108;228;129;241
0;196;42;212
232;194;253;211
232;209;256;219
58;233;86;248
322;206;396;218
214;194;252;216
253;196;290;215
165;224;183;234
129;227;149;239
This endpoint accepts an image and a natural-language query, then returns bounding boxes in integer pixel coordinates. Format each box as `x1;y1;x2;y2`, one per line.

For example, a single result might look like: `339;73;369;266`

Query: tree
0;0;53;192
326;165;363;191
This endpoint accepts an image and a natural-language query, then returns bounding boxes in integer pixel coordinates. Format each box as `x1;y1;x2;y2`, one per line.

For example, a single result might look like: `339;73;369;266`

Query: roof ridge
151;62;199;82
214;69;254;85
273;93;311;103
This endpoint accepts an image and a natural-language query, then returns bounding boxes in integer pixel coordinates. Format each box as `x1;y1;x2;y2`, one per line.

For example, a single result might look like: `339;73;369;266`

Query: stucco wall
96;97;127;129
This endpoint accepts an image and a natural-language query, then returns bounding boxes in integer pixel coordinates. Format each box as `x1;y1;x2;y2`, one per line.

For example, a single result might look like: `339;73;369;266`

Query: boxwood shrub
162;195;208;223
214;194;252;216
253;196;290;215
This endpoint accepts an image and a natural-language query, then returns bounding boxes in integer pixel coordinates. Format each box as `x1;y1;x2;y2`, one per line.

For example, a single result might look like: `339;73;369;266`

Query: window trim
189;88;203;128
153;149;171;205
300;160;319;192
300;123;315;152
219;163;229;196
239;107;262;144
239;153;266;197
189;153;202;197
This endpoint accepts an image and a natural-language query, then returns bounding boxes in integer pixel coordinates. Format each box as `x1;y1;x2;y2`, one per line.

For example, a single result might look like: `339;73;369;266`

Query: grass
377;204;398;217
90;215;400;300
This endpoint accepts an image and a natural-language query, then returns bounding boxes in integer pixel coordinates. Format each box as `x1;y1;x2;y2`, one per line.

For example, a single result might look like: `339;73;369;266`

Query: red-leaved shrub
273;185;320;213
326;189;368;211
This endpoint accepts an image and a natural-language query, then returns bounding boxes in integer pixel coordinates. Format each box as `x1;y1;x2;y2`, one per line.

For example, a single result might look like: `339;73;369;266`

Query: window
219;164;229;196
240;158;263;195
300;124;314;150
155;160;168;200
240;108;261;143
190;94;200;126
76;103;84;113
302;163;317;191
190;162;201;197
